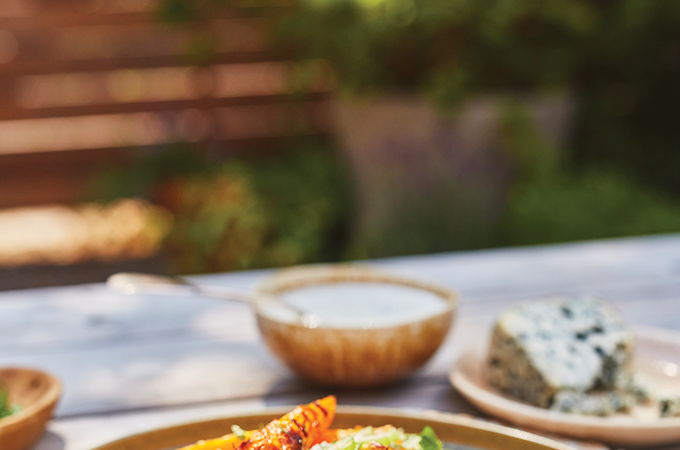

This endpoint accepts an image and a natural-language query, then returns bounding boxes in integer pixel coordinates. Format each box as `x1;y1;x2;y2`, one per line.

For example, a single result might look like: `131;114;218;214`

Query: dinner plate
94;406;574;450
450;326;680;447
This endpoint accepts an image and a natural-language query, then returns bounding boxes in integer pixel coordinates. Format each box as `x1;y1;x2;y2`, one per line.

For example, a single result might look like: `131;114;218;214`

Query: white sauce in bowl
259;282;448;328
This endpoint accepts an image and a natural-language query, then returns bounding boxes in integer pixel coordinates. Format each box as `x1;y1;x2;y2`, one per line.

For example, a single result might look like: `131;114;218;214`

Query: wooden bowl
255;265;457;387
0;367;61;450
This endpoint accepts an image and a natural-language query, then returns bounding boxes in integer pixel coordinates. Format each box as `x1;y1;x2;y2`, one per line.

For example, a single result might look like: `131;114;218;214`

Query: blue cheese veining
487;297;634;410
660;397;680;417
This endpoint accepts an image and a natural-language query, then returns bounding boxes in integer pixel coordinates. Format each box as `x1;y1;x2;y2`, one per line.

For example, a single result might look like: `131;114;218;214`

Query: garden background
0;0;678;288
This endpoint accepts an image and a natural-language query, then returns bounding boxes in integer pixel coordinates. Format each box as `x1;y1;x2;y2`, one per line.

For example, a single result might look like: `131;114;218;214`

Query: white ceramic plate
450;327;680;447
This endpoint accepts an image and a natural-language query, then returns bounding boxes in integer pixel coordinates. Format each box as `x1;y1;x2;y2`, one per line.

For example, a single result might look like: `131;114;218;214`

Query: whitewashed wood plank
4;235;680;351
1;278;679;414
34;383;664;450
0;292;259;354
0;320;478;416
0;235;678;424
3;274;679;355
0;334;296;417
35;397;267;450
0;270;269;349
379;234;680;297
3;307;676;419
3;275;679;357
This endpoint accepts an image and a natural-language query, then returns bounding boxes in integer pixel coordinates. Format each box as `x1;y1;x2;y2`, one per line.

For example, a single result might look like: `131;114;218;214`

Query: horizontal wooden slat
5;61;331;112
214;100;332;139
0;51;284;75
0;1;285;26
0;98;330;155
12;18;264;54
0;11;152;28
0;133;328;172
0;0;151;17
0;133;330;208
0;1;329;208
0;92;328;121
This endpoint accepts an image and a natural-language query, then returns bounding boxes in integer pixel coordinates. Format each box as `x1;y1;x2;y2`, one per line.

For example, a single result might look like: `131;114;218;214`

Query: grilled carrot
311;426;363;447
178;432;246;450
237;396;336;450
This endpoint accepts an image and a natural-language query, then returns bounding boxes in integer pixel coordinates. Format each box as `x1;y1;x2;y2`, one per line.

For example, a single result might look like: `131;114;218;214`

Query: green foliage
419;427;443;450
90;142;350;273
569;1;680;196
156;0;232;24
500;100;680;247
277;0;598;106
154;0;680;197
89;143;212;202
166;149;349;273
500;99;562;185
504;169;680;246
143;0;680;260
155;0;258;65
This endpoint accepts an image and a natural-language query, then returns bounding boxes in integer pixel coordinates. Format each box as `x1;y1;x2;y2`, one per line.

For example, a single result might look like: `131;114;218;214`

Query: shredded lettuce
231;424;247;438
418;427;443;450
311;425;443;450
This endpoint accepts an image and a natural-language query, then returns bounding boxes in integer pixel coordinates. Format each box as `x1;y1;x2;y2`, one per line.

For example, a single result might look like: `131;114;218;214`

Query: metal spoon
107;272;319;327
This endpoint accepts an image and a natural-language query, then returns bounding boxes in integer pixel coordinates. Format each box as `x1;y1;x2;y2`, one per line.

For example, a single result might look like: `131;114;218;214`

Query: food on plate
660;397;680;417
550;390;632;416
239;395;335;450
179;395;335;450
180;396;443;450
179;430;247;450
311;425;442;450
485;297;654;416
487;297;633;409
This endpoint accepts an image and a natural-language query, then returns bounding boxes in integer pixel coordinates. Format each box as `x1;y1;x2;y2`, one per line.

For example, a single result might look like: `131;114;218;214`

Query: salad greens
311;426;443;450
419;427;443;450
231;424;248;439
0;385;19;419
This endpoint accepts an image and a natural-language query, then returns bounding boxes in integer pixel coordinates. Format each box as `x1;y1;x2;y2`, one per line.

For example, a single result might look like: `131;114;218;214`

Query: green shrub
500;101;680;247
277;0;596;107
89;142;350;273
504;169;680;246
570;0;680;195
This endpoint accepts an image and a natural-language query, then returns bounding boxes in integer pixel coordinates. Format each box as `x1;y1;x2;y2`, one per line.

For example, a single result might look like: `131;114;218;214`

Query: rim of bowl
0;367;61;429
254;264;458;331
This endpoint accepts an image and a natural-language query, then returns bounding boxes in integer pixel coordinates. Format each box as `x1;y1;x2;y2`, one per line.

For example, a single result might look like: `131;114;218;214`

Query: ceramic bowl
0;367;61;450
254;265;457;387
94;406;572;450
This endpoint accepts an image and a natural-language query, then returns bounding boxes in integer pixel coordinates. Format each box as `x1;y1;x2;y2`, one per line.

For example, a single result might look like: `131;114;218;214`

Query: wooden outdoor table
2;235;680;450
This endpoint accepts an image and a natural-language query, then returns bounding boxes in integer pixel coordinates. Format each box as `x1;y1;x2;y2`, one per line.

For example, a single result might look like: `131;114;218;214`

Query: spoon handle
107;272;255;305
107;272;315;326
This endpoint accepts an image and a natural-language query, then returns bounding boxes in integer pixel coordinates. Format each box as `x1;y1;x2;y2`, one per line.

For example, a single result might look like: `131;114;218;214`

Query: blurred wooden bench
0;0;331;209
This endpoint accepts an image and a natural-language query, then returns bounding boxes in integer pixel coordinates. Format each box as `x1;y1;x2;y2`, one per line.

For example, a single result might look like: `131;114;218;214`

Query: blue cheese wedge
551;390;632;416
660;397;680;417
487;297;634;409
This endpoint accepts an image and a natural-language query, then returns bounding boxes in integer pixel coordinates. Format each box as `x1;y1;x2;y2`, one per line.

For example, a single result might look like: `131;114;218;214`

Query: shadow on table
34;430;66;450
262;375;479;416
